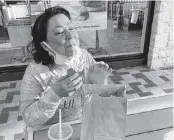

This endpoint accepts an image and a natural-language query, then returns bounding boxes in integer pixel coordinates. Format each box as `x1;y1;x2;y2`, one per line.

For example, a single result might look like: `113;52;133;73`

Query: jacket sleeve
20;64;61;128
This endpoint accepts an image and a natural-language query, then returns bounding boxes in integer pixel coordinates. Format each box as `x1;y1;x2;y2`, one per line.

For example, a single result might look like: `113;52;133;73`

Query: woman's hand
40;42;83;97
51;70;83;98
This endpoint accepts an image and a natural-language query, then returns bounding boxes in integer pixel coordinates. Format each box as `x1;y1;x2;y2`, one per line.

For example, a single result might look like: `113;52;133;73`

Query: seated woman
20;6;123;128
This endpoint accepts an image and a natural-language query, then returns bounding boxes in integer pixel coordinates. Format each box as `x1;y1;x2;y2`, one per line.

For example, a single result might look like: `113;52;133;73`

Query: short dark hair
28;6;71;65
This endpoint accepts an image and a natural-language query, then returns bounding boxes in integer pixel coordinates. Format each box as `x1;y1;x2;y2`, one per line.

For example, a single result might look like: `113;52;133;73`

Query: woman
20;6;120;128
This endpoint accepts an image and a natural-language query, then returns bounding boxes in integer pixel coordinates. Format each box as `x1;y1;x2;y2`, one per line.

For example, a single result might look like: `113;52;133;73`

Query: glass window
78;1;148;58
0;0;149;66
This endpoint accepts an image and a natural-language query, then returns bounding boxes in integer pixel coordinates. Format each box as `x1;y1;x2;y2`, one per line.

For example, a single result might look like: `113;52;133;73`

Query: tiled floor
0;66;173;139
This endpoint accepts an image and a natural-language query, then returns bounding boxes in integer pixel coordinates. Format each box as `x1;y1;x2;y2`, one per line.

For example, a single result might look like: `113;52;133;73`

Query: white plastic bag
80;87;127;140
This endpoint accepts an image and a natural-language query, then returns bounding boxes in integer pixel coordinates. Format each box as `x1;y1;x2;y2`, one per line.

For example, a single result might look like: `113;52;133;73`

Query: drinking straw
59;109;62;139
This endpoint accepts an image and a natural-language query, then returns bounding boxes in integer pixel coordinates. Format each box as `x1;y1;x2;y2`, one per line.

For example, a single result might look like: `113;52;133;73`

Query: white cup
48;123;73;140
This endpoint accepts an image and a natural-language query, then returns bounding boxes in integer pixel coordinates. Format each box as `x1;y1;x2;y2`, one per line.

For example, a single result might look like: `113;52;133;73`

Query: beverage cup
48;123;73;140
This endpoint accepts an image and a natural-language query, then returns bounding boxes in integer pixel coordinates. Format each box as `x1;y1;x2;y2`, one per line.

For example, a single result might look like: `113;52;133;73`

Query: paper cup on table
48;123;73;140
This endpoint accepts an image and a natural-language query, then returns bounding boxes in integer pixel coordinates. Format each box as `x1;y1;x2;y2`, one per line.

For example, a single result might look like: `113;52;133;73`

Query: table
33;122;81;140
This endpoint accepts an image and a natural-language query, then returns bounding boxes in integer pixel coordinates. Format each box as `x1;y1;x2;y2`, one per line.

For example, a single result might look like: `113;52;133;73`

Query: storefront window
80;1;148;58
0;0;149;66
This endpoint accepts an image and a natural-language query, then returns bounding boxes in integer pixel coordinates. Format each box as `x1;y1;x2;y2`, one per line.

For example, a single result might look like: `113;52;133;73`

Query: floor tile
164;75;173;82
0;82;10;87
0;122;17;135
137;79;148;85
125;69;140;74
138;92;153;97
2;88;20;93
126;90;136;94
121;74;137;82
125;84;133;91
17;116;23;121
131;93;140;99
139;69;155;72
15;81;22;89
113;81;121;84
159;83;173;90
142;77;154;84
116;68;127;73
163;88;173;94
138;85;150;93
160;67;173;70
5;94;14;103
126;94;135;99
0;136;5;140
159;76;171;82
144;83;157;88
167;82;173;87
0;112;9;124
120;80;130;85
8;111;18;123
110;75;124;81
0;86;9;92
14;132;23;140
112;70;119;75
129;85;142;93
12;95;20;104
5;91;20;104
14;121;26;135
132;73;145;78
10;83;17;88
0;104;4;116
129;82;142;86
0;100;5;105
149;87;167;96
4;106;19;112
3;103;19;109
118;72;130;75
147;77;166;86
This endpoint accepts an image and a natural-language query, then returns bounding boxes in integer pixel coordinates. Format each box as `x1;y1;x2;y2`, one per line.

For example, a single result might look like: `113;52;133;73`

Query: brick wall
147;1;173;69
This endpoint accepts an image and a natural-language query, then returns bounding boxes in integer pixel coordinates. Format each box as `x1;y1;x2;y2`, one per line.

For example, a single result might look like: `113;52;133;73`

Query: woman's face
46;14;79;57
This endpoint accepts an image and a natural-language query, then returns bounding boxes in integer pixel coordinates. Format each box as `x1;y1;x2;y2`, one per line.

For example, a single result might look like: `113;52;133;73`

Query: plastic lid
48;123;73;140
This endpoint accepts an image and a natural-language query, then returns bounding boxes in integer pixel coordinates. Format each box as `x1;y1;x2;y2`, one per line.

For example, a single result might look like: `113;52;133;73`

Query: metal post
96;30;99;49
87;2;108;55
88;29;107;55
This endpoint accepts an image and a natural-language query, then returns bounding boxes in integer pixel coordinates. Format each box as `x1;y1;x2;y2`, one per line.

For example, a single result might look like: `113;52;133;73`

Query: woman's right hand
51;71;83;98
40;41;83;97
